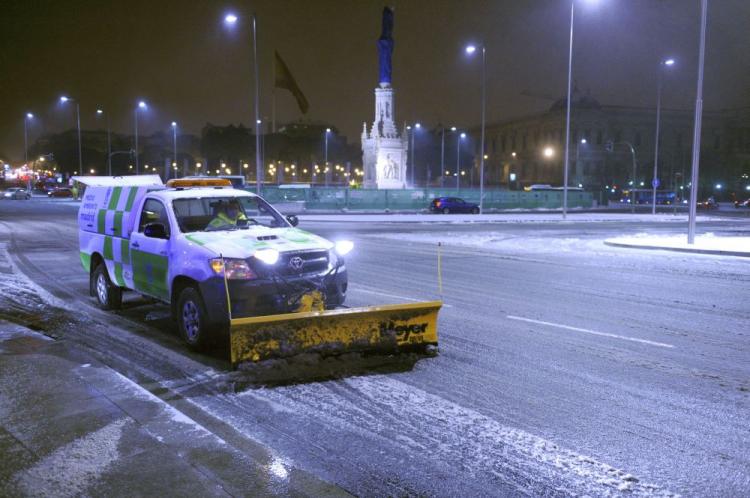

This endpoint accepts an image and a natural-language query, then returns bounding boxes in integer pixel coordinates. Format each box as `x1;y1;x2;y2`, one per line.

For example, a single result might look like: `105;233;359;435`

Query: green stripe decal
80;251;91;271
103;236;113;260
113;211;123;237
108;187;122;210
124;187;138;212
185;235;206;246
97;210;107;234
121;238;130;264
113;262;125;287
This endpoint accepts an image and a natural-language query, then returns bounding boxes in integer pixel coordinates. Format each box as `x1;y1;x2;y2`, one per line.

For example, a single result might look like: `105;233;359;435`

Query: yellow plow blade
229;301;441;367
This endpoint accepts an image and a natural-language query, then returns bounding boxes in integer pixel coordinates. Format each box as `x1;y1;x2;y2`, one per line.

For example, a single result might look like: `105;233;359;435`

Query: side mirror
286;215;299;227
144;223;169;239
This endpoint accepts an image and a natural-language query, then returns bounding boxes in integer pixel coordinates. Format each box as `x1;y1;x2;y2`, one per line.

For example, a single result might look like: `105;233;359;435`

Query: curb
603;240;750;258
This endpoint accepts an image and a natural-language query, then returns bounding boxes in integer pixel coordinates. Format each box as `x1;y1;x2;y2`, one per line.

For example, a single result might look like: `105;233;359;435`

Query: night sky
1;0;748;162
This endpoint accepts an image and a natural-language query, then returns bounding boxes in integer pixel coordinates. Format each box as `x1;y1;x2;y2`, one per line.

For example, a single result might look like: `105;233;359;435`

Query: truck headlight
334;240;354;256
254;248;279;265
209;258;257;279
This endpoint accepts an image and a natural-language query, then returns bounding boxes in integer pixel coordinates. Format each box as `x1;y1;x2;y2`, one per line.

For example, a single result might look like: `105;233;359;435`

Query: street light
651;57;676;214
60;96;83;175
171;121;178;179
688;0;708;245
543;146;555;158
409;122;421;187
23;113;34;165
134;101;147;175
562;0;602;220
465;43;486;212
96;109;112;175
324;128;332;186
223;11;262;195
456;132;466;191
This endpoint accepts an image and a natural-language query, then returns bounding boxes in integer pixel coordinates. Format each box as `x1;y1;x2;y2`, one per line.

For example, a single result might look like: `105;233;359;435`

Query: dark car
47;188;73;198
429;197;480;214
734;198;750;208
696;198;719;210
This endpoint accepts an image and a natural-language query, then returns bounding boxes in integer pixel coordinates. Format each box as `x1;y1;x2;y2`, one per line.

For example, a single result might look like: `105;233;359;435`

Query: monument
362;7;409;189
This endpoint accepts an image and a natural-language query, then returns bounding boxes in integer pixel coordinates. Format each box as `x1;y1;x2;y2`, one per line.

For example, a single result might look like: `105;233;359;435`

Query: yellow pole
437;242;443;296
221;254;233;321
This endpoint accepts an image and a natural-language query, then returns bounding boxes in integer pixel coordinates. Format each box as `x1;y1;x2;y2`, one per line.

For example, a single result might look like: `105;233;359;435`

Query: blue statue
377;7;394;86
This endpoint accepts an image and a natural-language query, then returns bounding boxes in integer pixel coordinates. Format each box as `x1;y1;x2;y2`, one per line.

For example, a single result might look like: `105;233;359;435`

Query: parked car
47;187;73;198
734;198;750;208
3;187;31;200
429;197;480;214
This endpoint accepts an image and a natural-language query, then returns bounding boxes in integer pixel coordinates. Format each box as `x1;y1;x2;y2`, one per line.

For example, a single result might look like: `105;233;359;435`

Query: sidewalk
298;212;732;223
604;233;750;257
0;321;346;497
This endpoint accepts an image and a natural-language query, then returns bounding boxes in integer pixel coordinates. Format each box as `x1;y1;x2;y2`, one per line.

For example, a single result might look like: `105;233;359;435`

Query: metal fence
255;187;594;211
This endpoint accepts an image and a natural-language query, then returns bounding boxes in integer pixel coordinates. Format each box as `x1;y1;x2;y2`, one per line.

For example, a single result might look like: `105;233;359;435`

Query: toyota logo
289;256;304;271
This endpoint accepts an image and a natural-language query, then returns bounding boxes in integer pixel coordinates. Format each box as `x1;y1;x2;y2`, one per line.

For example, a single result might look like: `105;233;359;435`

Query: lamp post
60;96;83;175
688;0;708;245
96;109;112;176
23;113;34;165
171;121;178;179
408;123;420;187
324;128;331;187
134;101;147;175
651;58;676;214
562;0;601;219
466;44;486;212
456;132;466;191
224;12;262;194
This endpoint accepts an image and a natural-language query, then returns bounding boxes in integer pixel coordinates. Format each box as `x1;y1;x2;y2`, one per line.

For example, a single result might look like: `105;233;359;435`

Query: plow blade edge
229;301;442;367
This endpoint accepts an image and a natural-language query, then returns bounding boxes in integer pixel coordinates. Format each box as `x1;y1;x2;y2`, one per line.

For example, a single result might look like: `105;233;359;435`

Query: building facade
475;90;750;196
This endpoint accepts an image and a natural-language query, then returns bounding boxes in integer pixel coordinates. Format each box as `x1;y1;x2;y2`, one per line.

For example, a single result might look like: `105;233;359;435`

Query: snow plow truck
75;176;441;367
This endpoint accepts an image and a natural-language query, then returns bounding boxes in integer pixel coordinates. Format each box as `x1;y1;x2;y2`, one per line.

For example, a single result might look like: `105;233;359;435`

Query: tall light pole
96;109;112;176
224;12;262;194
324;128;331;187
466;44;486;212
562;0;601;219
134;101;147;175
23;113;33;164
456;132;466;191
651;58;676;214
60;96;83;175
171;121;178;179
408;123;420;187
688;0;708;245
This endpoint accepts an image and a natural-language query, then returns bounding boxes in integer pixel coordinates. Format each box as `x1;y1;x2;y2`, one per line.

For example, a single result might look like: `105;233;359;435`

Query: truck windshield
172;196;288;232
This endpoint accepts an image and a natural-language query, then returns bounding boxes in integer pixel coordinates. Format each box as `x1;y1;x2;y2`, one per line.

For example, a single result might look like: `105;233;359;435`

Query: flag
275;51;309;114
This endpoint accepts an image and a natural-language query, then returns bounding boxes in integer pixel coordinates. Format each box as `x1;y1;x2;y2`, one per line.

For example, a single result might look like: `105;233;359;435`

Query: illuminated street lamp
651;57;676;214
134;101;147;174
170;121;178;179
23;113;34;164
96;109;113;175
324;128;332;186
223;11;262;194
466;43;486;212
408;122;421;187
543;146;555;158
456;132;466;191
562;0;602;219
60;96;83;175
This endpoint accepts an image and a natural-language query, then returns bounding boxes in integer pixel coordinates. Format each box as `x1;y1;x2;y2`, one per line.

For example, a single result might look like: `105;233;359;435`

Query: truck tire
92;263;122;310
177;287;211;351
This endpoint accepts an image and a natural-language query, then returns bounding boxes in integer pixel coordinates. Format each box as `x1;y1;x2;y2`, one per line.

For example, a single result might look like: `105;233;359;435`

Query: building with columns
474;89;750;196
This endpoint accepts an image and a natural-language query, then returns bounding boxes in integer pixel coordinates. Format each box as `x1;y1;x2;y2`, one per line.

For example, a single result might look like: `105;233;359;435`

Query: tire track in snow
230;376;677;497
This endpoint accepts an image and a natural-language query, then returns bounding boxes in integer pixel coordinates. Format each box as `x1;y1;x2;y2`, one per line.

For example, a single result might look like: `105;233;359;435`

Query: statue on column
377;7;394;87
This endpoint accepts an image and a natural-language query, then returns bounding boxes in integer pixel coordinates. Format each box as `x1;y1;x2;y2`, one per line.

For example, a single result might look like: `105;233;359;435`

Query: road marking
353;287;453;307
507;315;675;349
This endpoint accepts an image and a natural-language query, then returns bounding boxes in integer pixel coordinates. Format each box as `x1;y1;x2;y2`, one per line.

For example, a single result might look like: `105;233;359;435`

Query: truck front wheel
177;287;211;351
92;263;122;310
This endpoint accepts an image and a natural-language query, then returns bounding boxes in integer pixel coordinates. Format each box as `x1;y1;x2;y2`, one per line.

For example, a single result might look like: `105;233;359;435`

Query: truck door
129;198;171;300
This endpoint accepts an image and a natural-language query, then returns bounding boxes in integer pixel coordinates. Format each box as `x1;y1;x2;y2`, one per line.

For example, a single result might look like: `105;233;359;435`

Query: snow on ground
300;212;730;223
605;233;750;256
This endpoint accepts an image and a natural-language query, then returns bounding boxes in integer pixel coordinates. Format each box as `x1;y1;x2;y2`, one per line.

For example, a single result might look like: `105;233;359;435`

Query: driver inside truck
207;199;248;230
